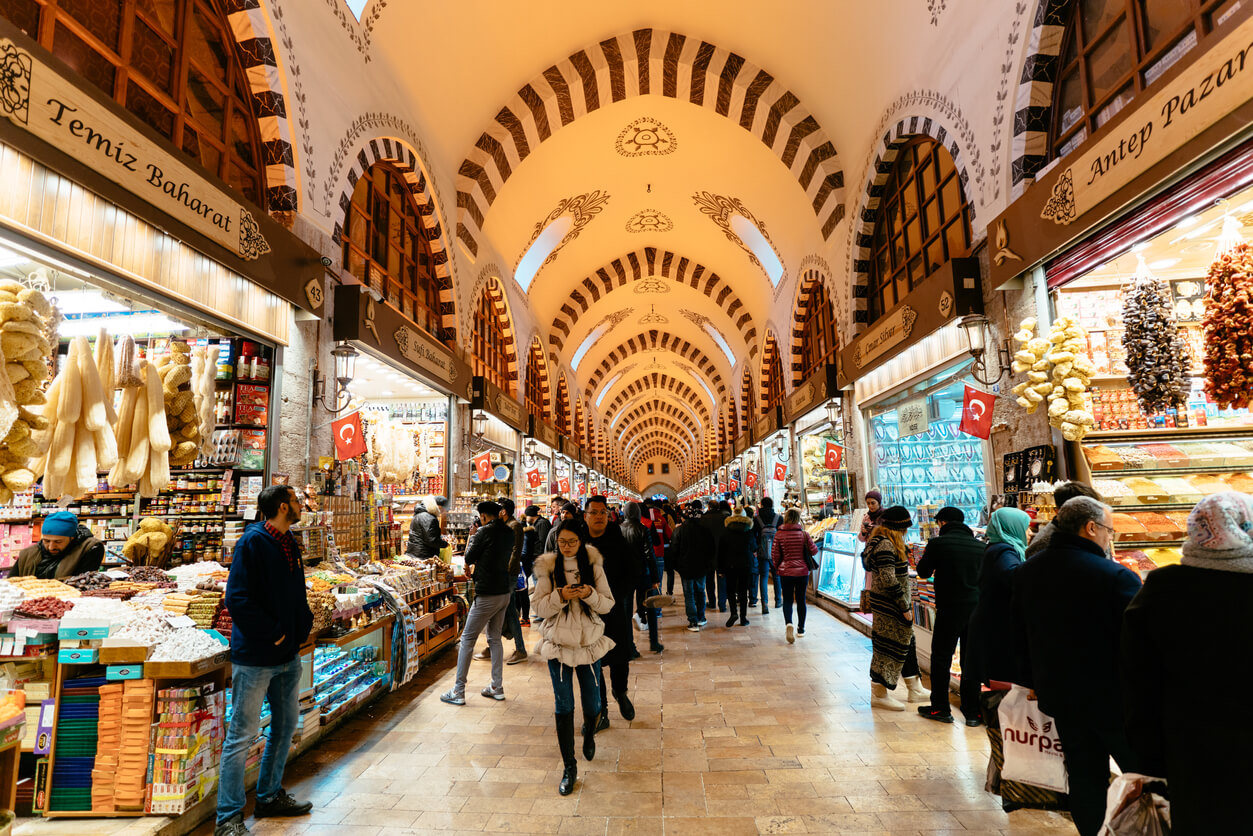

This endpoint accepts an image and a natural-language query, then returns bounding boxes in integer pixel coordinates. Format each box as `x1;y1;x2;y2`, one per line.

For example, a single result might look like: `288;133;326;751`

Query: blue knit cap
42;511;79;538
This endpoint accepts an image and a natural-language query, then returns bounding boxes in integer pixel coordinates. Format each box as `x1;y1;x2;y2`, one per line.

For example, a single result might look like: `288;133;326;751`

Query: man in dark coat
406;495;448;559
672;501;714;630
699;500;731;611
915;506;983;726
622;502;663;653
13;511;104;579
717;509;756;627
475;500;528;665
1012;497;1142;836
442;501;516;706
585;496;638;728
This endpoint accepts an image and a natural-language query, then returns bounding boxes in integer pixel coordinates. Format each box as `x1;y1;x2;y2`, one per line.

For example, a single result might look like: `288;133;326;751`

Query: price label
165;615;196;629
104;569;130;579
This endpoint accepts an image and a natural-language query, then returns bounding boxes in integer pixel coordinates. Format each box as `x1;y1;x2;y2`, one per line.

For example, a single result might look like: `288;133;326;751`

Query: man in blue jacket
216;485;314;836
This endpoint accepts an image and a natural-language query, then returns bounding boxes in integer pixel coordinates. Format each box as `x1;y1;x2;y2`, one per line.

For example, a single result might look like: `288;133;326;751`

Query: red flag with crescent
745;470;758;488
473;451;493;482
959;385;996;439
824;441;844;470
729;478;739;492
557;476;571;494
331;412;367;460
526;468;542;488
773;461;787;482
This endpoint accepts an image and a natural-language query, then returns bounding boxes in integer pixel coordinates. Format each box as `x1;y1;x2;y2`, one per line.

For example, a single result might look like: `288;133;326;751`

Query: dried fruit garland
1121;272;1190;413
1203;241;1253;409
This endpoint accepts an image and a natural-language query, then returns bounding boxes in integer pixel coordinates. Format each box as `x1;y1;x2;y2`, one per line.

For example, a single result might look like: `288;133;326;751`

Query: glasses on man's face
556;539;581;548
1092;521;1114;536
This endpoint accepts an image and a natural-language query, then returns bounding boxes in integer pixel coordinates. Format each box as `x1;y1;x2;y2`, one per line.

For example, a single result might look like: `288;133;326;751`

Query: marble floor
193;596;1076;836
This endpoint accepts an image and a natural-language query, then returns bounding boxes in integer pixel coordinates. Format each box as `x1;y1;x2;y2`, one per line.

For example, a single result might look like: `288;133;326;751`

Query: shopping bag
998;685;1069;793
1100;773;1170;835
980;686;1067;811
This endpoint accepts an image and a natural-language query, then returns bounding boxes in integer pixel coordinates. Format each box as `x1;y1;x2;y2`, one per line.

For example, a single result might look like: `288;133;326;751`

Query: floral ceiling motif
625;209;674;234
615;117;677;157
639;305;669;324
633;277;670;294
691;190;783;280
521;190;612;270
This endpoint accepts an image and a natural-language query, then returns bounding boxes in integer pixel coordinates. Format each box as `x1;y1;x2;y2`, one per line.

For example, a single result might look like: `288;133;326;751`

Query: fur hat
1182;492;1253;573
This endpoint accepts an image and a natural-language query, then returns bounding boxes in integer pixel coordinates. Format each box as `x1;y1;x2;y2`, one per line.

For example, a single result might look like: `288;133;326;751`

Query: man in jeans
442;501;515;705
755;498;782;611
474;499;528;665
672;501;714;631
216;486;314;836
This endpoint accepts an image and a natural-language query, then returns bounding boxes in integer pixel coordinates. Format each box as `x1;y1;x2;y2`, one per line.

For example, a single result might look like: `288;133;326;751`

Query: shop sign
898;396;930;438
471;376;527;433
395;326;460;390
530;417;560;450
754;405;782;441
787;363;841;424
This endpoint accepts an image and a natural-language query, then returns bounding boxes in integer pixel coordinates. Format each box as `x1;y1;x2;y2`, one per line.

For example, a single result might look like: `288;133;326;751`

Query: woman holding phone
530;520;616;795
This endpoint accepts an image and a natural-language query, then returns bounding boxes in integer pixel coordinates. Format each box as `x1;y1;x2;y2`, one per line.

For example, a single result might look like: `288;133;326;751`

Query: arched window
763;339;785;414
1049;1;1234;161
798;277;837;381
471;288;514;396
868;136;972;324
9;0;270;206
739;370;753;431
342;161;443;340
555;377;571;435
525;340;547;420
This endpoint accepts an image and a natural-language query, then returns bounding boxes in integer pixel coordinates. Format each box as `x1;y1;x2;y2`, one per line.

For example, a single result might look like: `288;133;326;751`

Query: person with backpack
755;497;782;612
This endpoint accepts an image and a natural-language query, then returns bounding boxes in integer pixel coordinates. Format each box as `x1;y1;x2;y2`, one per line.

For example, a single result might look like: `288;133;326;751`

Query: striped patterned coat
866;534;916;688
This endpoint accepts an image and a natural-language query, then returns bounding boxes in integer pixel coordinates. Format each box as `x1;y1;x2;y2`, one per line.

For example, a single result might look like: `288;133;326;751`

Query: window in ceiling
571;319;614;372
515;216;573;291
730;214;784;285
343;161;445;341
867;136;972;325
344;0;369;20
596;371;625;408
699;322;736;366
472;284;515;396
1048;0;1235;164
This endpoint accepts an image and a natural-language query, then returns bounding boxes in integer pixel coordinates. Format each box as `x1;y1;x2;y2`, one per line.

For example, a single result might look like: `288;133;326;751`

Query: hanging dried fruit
1121;261;1190;413
1202;239;1253;409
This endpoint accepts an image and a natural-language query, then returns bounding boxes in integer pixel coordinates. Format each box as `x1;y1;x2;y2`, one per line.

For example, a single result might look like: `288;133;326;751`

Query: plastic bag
1100;773;1170;835
998;685;1069;793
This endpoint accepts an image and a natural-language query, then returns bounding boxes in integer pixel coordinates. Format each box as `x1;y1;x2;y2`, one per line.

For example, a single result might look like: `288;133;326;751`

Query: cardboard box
144;649;228;679
99;640;150;665
106;665;144;681
57;648;98;664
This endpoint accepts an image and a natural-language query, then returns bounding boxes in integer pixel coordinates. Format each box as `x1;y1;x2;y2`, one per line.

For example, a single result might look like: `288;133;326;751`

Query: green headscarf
987;507;1031;560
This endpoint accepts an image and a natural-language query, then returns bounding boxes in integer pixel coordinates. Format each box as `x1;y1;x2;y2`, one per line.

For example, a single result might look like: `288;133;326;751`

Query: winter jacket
771;523;817;577
463;519;515;595
857;509;884;543
14;525;104;579
225;522;313;667
622;519;660;589
406;498;447;559
505;517;523;577
717;514;756;575
1024;519;1056;559
966;542;1023;687
588;525;638;666
671;517;714;579
525;517;551;565
1121;564;1253;833
914;522;982;608
1012;531;1141;721
698;508;730;552
647;507;671;557
755;510;781;539
530;546;615;667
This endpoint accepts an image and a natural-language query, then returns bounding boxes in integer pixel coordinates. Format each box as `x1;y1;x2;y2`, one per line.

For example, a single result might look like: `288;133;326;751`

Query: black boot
582;710;597;761
614;689;636;721
555;713;577;795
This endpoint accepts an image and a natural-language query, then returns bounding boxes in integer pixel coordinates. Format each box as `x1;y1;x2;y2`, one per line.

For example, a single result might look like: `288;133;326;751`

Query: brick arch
619;414;699;453
627;430;690;461
759;332;784;410
549;247;757;360
847;120;977;335
555;375;572;435
1009;0;1073;196
739;367;754;429
615;401;703;444
331;136;457;341
630;445;683;469
456;28;846;257
585;331;727;399
604;375;712;425
473;275;520;386
789;267;838;385
524;337;552;421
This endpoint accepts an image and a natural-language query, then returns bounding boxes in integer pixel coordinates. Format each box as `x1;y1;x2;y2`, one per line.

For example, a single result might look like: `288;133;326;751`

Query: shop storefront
752;407;788;510
522;417;560;509
987;10;1253;579
468;376;526;505
553;438;575;500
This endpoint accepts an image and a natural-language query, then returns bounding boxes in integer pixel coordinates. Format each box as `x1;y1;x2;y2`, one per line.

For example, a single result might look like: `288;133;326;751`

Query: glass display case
867;370;991;539
814;530;864;606
799;433;853;523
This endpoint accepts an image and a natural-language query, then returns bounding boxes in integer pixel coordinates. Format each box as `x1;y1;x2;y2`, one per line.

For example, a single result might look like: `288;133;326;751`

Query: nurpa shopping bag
998;685;1069;793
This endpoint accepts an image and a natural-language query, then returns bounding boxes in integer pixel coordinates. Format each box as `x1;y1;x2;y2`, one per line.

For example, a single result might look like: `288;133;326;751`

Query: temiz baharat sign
0;38;270;261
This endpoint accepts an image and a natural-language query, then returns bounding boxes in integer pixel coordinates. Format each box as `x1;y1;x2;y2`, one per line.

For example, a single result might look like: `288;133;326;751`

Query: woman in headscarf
530;520;615;796
857;489;885;543
866;505;929;710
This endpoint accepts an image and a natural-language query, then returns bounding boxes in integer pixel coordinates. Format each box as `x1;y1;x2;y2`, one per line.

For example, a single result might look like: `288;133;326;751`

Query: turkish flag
557;476;570;494
526;468;542;488
824;441;844;470
745;470;758;488
717;482;726;493
331;412;367;460
473;451;493;482
729;478;739;492
773;461;787;482
576;480;586;496
959;385;996;439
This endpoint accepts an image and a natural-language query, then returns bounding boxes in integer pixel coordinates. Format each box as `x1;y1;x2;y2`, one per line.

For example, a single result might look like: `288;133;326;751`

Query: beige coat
530;544;616;667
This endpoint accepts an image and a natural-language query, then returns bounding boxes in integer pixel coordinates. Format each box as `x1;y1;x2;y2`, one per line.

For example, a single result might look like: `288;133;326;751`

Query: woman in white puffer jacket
530;520;615;796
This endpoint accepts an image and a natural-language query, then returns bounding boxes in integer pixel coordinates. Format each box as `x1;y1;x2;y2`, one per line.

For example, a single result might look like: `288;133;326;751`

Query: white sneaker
786;624;795;644
633;614;645;631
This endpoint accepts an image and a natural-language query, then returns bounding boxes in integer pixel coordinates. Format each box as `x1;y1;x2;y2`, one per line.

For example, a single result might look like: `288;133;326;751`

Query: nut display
64;571;116;591
126;565;173;584
1202;240;1253;408
1121;267;1190;413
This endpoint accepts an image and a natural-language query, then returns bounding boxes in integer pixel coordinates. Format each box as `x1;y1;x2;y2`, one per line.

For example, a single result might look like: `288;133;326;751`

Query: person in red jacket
771;507;817;644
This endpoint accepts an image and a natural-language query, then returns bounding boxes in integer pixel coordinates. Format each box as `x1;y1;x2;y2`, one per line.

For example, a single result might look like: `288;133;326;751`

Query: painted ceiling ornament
615;117;677;157
680;308;714;330
639;305;669;325
691;190;781;279
633;277;670;294
625;209;674;234
523;190;612;269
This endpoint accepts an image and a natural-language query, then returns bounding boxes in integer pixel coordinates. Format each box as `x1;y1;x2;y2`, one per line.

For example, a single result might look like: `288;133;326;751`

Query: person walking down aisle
718;507;756;627
441;501;515;706
865;505;928;710
1122;492;1253;834
405;495;448;559
531;521;615;795
771;507;816;644
584;496;638;728
1012;497;1142;836
673;501;713;631
622;503;664;653
914;506;983;726
475;500;529;665
216;486;314;836
699;500;731;611
755;498;782;611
